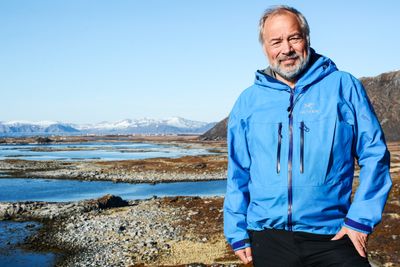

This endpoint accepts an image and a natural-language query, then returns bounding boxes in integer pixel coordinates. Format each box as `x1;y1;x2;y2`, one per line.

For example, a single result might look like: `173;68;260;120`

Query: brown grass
95;155;227;174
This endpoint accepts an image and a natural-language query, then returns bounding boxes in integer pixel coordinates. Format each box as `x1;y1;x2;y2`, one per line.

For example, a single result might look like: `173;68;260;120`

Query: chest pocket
247;120;284;186
297;115;353;186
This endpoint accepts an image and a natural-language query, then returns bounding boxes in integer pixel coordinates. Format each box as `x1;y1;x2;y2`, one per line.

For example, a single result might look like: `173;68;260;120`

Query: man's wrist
344;217;372;234
232;239;251;251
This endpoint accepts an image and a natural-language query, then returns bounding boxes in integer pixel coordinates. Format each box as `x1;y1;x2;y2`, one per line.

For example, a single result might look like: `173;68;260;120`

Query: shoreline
0;195;239;267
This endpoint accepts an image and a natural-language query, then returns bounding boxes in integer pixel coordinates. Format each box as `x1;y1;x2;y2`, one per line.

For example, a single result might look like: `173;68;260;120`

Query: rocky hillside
201;70;400;141
360;70;400;142
199;118;227;141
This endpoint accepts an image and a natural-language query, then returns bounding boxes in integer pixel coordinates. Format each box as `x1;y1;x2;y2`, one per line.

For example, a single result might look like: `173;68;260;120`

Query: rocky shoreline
0;195;238;267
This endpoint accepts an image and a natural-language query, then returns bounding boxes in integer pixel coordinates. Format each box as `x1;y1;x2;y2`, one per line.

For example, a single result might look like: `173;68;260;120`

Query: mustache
278;53;300;62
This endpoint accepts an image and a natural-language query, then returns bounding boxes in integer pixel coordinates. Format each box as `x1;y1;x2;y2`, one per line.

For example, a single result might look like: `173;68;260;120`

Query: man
223;5;392;267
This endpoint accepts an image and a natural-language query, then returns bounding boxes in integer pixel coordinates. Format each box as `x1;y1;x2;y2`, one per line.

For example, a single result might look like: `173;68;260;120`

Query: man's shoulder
321;70;368;103
325;69;360;84
236;83;266;102
230;85;261;117
238;84;259;99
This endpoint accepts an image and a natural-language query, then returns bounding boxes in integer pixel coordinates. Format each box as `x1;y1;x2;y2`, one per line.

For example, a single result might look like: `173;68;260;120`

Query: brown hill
360;70;400;142
200;117;227;141
201;70;400;141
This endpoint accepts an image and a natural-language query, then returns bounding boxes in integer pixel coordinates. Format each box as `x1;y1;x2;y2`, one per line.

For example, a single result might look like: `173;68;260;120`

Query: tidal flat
0;135;227;183
0;135;398;266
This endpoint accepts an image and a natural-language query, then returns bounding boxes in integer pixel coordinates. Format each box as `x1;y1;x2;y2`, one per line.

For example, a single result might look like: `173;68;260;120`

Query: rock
25;223;36;229
118;225;126;233
187;264;207;267
94;194;129;209
194;163;207;169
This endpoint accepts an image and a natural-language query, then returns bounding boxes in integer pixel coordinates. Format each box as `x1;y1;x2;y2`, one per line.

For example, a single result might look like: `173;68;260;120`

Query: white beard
270;47;311;81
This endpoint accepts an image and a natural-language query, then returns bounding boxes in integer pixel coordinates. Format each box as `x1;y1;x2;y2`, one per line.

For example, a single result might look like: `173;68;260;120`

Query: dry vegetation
97;155;227;175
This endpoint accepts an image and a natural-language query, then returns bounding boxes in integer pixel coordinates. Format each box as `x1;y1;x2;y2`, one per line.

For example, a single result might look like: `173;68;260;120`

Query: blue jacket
223;50;392;251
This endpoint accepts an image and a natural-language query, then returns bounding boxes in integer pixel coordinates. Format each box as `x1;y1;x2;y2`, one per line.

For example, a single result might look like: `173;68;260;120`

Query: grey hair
258;5;310;46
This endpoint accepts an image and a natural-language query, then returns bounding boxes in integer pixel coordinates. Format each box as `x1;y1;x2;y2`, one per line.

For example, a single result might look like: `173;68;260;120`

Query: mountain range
201;70;400;141
0;117;216;136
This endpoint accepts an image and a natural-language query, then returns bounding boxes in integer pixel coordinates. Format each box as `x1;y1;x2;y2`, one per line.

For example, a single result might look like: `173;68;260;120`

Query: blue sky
1;1;399;123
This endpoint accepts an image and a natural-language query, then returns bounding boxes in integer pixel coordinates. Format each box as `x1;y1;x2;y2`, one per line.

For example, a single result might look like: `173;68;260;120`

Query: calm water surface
0;142;215;161
0;221;57;267
0;178;226;202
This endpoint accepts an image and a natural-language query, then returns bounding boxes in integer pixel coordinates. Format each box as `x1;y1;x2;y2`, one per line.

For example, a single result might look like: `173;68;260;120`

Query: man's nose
281;40;294;54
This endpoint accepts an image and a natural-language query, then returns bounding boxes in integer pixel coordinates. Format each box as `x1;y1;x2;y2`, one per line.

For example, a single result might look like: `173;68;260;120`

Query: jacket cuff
232;239;251;251
344;217;372;234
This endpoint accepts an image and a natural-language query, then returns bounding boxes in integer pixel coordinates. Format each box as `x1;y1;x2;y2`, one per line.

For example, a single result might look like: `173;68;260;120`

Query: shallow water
0;221;57;267
0;178;227;202
0;142;215;161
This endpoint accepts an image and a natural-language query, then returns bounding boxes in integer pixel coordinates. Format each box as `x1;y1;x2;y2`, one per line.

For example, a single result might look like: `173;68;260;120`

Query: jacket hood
255;48;338;91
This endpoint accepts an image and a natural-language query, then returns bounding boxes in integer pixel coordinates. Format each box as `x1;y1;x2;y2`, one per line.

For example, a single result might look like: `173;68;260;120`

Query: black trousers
249;229;371;267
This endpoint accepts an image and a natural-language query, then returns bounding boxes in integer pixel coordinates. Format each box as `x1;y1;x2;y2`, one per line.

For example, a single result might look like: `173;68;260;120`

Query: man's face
262;12;309;81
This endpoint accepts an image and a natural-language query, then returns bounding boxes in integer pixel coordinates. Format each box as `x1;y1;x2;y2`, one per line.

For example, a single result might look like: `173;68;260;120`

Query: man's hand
235;247;253;264
331;226;369;257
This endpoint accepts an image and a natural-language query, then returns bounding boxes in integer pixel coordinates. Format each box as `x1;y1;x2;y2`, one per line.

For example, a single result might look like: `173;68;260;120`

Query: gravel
0;195;232;266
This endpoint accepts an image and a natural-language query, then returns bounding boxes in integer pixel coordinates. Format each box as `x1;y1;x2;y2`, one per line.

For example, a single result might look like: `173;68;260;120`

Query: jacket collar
255;48;338;91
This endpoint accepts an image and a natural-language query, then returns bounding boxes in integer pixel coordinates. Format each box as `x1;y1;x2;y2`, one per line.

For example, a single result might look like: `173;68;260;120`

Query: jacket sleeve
344;75;392;234
223;109;252;251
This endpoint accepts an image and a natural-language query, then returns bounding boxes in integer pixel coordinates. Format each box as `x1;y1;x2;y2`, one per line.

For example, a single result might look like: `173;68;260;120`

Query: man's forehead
263;12;302;37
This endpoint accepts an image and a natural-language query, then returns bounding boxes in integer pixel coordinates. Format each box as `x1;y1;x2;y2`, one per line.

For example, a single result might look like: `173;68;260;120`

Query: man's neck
263;67;298;89
276;73;296;89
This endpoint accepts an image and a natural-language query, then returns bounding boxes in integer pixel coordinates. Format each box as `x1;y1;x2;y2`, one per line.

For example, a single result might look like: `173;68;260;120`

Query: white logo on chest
300;102;320;114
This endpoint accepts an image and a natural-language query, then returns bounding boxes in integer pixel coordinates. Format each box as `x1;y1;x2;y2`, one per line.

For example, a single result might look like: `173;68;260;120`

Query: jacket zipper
276;122;282;174
300;121;304;174
287;90;294;231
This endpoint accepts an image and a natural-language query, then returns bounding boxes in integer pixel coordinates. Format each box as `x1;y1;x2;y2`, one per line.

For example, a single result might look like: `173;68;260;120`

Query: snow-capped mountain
0;117;216;136
4;120;59;127
74;117;209;131
0;121;79;134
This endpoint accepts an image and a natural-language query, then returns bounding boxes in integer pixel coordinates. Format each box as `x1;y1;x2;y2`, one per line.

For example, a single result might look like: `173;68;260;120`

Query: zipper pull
287;91;294;118
276;122;282;174
300;121;308;174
